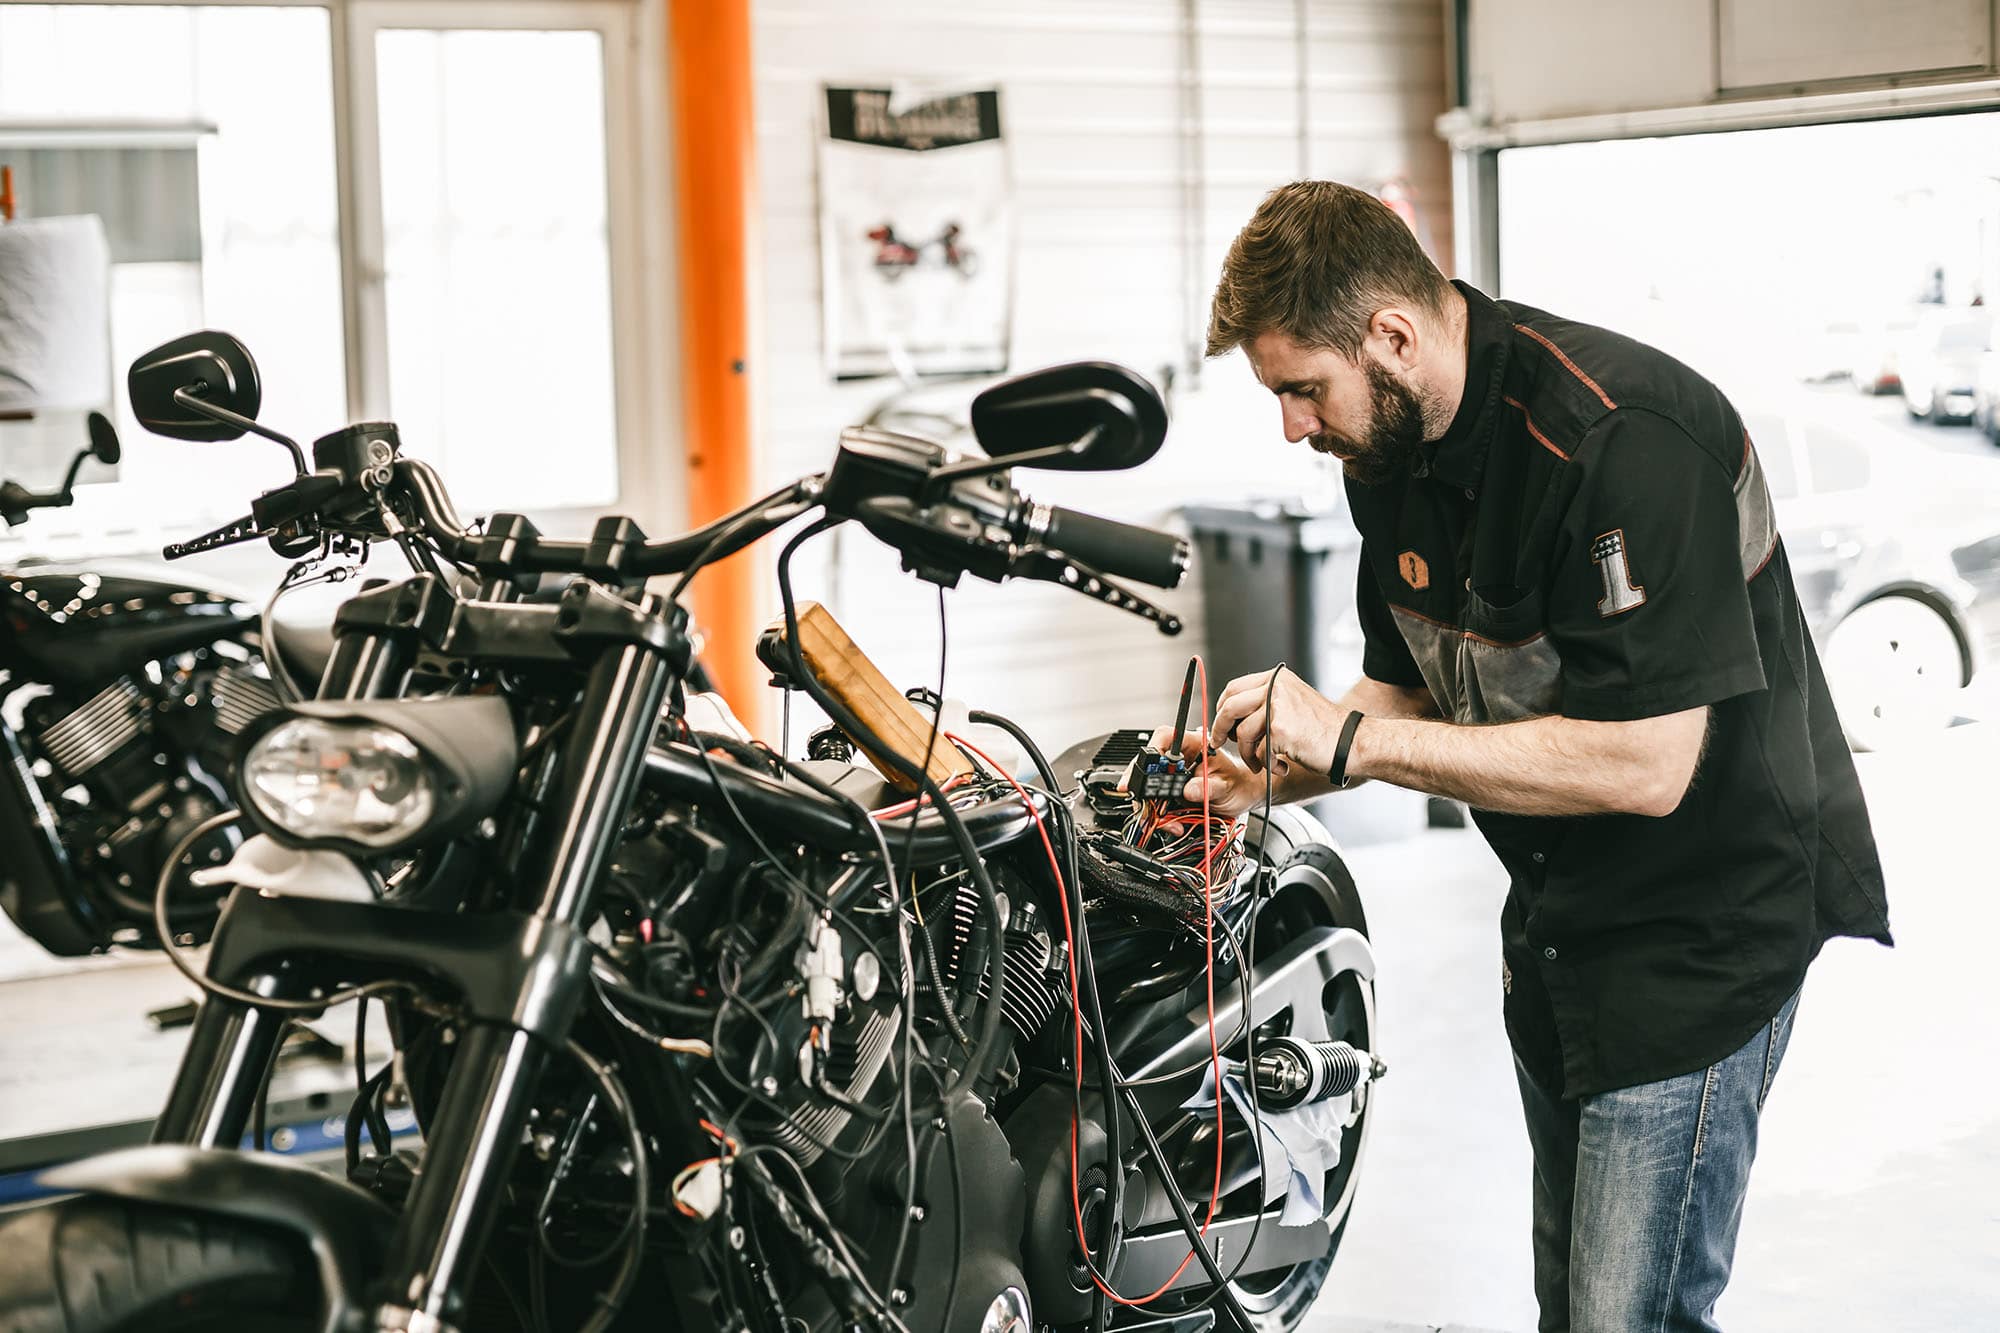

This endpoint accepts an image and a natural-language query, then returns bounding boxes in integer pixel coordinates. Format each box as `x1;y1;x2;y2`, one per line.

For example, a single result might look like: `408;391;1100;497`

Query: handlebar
1016;501;1189;589
159;418;1189;629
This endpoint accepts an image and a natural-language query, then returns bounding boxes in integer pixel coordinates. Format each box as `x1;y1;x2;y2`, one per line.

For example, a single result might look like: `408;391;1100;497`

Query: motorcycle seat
267;615;336;693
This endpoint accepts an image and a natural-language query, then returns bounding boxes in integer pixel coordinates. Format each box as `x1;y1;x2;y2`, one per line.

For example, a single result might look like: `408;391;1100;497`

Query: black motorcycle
0;412;303;955
0;332;1381;1333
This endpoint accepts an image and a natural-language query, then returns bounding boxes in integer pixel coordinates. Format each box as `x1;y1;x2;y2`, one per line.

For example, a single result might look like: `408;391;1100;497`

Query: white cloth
1181;1059;1354;1227
0;215;111;412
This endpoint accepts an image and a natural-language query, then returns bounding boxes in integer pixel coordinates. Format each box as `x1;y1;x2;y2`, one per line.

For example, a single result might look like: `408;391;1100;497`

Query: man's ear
1368;307;1422;369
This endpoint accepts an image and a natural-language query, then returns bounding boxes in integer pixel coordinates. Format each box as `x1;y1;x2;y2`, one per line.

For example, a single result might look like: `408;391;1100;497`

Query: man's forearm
1345;710;1707;818
1336;677;1439;721
1272;677;1437;803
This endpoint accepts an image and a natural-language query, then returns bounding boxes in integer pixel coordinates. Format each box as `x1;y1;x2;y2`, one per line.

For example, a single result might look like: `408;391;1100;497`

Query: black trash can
1181;500;1363;699
1181;499;1427;845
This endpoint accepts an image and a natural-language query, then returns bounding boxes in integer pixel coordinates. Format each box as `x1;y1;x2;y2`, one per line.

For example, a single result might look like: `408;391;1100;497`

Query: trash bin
1181;499;1425;846
1181;501;1362;697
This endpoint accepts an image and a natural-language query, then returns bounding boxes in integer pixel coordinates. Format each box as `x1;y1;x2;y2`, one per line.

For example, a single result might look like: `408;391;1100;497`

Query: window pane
0;5;343;557
375;28;619;514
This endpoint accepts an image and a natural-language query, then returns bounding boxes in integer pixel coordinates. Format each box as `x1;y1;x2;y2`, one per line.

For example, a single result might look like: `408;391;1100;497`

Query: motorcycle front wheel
0;1196;315;1333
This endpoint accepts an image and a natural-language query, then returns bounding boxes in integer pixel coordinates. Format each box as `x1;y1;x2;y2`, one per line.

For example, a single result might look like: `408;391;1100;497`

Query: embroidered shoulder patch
1398;550;1429;591
1591;528;1646;617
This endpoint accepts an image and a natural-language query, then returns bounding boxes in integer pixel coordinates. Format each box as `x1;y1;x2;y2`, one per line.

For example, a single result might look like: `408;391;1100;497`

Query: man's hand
1145;725;1273;819
1210;667;1351;779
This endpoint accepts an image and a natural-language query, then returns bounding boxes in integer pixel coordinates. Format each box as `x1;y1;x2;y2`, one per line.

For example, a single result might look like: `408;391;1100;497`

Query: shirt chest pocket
1456;585;1564;724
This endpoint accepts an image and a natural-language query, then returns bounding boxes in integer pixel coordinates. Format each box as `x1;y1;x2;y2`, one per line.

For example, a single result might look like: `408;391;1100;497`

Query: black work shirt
1349;282;1893;1098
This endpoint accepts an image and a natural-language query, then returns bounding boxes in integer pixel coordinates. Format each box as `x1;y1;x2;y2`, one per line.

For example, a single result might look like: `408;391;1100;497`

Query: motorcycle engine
21;659;277;936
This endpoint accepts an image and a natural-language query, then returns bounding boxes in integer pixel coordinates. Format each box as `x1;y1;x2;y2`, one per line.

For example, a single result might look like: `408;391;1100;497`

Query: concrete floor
1317;719;2000;1333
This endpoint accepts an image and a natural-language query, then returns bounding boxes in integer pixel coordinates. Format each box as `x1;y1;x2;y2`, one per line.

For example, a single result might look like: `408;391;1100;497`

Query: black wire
560;1039;649;1333
1039;660;1277;1332
913;1035;965;1333
774;519;1009;1101
686;743;899;988
354;996;393;1156
664;482;813;603
899;584;948;923
880;582;947;1297
1155;664;1283;1320
734;1144;914;1333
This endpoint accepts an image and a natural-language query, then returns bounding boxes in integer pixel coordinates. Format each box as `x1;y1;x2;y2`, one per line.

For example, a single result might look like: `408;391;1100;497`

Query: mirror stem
922;430;1099;494
172;387;307;474
55;448;92;501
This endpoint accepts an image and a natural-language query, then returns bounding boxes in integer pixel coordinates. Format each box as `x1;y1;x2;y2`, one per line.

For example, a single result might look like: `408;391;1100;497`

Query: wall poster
818;86;1011;381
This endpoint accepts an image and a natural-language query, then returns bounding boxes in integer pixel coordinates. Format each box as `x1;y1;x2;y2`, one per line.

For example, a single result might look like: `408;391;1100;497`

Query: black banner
825;87;1002;151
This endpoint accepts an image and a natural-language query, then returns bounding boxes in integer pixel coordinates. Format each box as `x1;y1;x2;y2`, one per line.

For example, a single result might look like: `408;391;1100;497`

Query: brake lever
163;513;272;560
1015;547;1183;636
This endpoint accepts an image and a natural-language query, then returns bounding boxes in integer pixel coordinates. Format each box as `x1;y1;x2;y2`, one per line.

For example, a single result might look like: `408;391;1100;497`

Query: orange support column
667;0;763;730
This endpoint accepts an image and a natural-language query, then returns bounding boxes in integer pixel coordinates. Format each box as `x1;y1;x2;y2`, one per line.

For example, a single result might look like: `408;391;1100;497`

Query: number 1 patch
1591;529;1647;617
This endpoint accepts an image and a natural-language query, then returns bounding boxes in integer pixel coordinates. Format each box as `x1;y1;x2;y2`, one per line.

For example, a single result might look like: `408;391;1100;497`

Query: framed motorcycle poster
817;85;1013;380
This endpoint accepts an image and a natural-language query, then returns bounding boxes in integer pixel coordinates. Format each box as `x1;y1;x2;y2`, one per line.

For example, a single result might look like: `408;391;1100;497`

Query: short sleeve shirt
1345;282;1892;1098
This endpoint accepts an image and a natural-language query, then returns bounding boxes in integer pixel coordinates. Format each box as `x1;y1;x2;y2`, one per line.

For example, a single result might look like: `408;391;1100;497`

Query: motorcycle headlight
243;718;436;849
232;696;520;857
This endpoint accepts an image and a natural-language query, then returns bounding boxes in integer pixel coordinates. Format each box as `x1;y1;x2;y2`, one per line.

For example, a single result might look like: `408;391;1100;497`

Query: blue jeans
1513;988;1801;1333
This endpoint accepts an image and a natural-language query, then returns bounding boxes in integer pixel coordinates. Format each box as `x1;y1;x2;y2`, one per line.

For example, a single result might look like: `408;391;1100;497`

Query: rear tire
1161;836;1375;1333
0;1197;314;1333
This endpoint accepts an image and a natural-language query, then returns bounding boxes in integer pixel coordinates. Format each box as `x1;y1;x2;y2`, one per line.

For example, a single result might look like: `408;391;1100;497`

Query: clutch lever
1015;547;1183;635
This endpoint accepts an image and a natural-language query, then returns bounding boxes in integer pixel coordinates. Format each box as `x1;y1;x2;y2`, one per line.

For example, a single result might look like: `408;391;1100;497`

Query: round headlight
244;717;436;849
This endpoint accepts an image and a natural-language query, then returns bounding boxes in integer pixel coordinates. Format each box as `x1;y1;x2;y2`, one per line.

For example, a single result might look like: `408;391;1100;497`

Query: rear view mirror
85;411;121;466
128;331;262;442
970;361;1167;472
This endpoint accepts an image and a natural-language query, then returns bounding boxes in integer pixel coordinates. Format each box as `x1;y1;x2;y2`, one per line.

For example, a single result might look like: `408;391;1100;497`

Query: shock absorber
1250;1036;1387;1110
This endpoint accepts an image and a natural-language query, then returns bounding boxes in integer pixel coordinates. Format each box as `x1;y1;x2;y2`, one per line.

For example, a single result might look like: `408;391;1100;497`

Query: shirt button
1543;946;1558;961
1464;577;1472;590
1463;488;1475;500
1531;851;1546;864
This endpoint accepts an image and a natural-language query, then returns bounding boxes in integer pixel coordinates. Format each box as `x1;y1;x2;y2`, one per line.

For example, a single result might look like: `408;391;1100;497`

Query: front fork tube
153;628;411;1146
150;973;291;1147
374;640;672;1330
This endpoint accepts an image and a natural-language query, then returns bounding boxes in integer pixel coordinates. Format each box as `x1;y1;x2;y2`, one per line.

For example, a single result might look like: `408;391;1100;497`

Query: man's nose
1281;404;1318;443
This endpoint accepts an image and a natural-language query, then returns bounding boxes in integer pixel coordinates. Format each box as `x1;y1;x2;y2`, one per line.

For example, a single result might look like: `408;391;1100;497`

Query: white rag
1180;1060;1355;1226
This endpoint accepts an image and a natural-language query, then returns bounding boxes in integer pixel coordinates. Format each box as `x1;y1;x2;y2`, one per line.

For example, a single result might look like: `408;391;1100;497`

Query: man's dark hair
1207;180;1453;360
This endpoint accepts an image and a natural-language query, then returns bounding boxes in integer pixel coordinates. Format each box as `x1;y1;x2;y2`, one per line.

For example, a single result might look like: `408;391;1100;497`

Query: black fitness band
1328;710;1365;789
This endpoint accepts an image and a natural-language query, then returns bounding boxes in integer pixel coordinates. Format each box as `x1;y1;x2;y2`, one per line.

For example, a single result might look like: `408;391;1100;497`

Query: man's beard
1308;361;1426;486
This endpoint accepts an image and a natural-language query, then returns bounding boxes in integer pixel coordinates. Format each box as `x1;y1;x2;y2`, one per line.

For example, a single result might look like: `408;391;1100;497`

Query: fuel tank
0;563;257;686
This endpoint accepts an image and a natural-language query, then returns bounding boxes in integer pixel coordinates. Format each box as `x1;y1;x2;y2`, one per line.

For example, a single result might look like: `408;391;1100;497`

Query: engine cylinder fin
38;678;147;778
210;664;281;735
943;875;979;988
769;1007;900;1167
978;930;1060;1046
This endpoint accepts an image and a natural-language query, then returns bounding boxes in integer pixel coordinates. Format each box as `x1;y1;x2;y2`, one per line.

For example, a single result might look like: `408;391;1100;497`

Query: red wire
946;663;1225;1307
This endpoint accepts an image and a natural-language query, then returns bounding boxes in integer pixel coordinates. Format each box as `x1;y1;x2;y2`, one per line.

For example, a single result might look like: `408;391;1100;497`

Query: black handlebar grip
1029;504;1190;589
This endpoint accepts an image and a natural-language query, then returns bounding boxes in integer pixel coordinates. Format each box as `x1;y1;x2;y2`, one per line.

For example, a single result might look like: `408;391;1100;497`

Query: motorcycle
0;412;297;955
0;331;1381;1333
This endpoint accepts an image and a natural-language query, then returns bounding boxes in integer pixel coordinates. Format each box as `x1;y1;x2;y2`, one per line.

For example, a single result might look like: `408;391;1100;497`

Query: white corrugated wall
748;0;1450;751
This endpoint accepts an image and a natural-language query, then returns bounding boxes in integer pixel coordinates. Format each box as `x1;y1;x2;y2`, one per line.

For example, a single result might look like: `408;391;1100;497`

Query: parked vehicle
1745;402;2000;749
1971;338;2000;445
1845;310;1920;395
0;333;1382;1333
1895;309;1991;422
0;413;291;955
